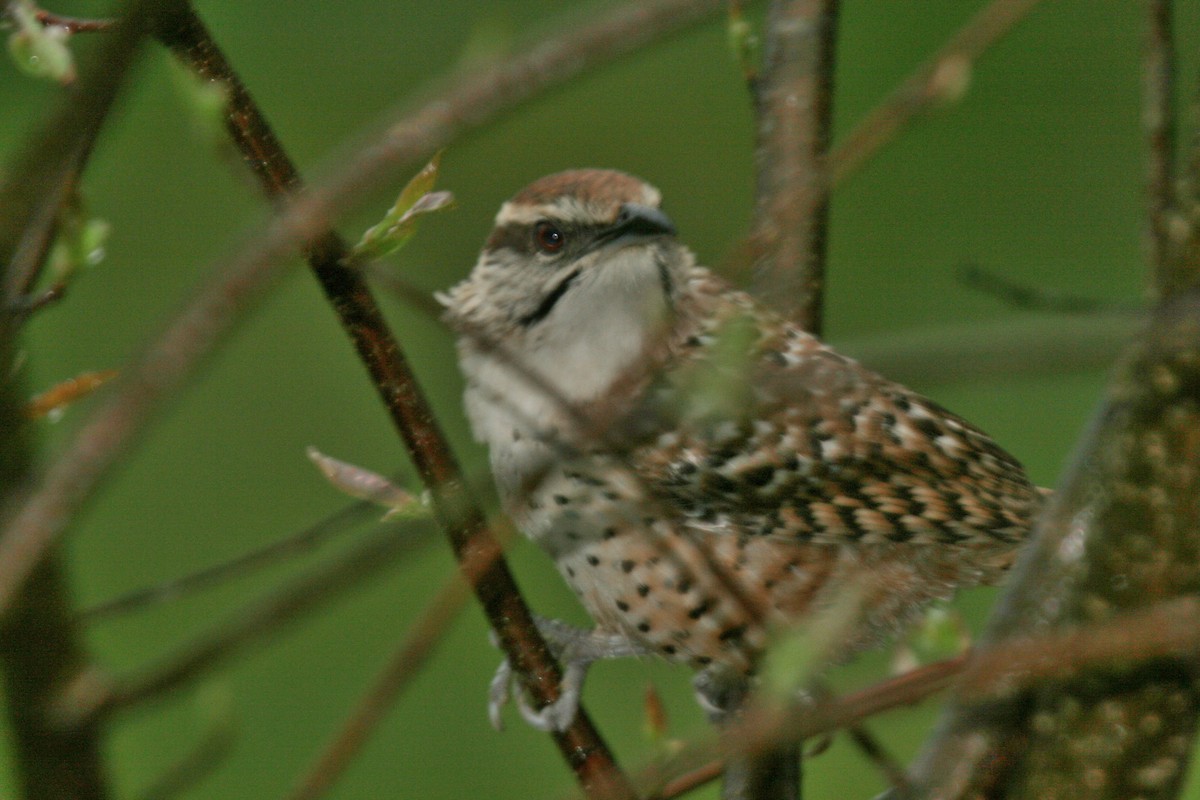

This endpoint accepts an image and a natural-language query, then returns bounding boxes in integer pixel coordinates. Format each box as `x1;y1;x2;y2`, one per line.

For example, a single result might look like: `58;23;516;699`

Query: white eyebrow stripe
495;198;602;227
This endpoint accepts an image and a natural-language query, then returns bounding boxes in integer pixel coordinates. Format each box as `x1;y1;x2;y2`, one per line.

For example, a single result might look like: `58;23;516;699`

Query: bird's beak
592;203;677;252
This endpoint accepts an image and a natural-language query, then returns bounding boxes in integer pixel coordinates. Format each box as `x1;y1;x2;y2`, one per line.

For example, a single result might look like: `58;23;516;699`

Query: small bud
352;153;455;262
927;55;971;106
726;5;760;83
642;682;668;741
25;369;118;421
167;57;232;147
7;1;76;84
307;447;421;519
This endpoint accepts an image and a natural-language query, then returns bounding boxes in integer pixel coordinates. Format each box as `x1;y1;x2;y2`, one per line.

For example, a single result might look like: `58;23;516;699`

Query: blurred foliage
1;1;1197;798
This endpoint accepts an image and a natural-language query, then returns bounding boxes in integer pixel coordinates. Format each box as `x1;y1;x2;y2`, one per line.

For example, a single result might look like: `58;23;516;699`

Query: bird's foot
488;616;647;732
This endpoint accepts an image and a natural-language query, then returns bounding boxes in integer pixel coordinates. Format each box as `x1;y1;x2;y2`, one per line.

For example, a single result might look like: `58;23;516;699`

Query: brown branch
0;7;727;793
148;5;672;796
284;565;474;800
0;2;171;798
62;523;435;725
830;0;1044;187
30;6;116;33
135;711;235;800
636;595;1200;800
81;500;385;622
737;4;839;796
1144;0;1186;295
905;289;1200;798
747;0;839;333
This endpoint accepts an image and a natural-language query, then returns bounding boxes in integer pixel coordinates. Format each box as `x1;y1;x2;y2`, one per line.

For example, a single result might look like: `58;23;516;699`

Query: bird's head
441;170;688;358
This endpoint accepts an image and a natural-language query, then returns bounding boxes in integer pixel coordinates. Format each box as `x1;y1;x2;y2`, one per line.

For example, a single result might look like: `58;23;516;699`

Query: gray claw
486;617;648;732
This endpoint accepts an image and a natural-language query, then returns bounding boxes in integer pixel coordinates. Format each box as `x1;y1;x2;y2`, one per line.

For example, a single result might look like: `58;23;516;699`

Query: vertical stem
748;0;839;334
1143;0;1180;293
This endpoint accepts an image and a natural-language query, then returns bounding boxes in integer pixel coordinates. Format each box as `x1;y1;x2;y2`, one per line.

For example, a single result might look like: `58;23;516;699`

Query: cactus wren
440;169;1040;731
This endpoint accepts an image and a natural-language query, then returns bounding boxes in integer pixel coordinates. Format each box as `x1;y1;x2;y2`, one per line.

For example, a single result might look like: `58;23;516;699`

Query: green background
2;1;1196;797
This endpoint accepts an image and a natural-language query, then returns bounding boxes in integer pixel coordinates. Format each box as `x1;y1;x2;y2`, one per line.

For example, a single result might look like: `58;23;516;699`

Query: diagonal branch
0;2;730;797
830;0;1044;187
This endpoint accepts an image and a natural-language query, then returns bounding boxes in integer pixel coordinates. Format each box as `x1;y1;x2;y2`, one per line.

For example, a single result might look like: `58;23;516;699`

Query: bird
438;169;1041;732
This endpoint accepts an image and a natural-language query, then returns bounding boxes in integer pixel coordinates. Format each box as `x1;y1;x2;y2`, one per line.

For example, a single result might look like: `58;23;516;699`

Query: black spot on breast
554;495;570;506
637;621;651;633
743;465;775;487
688;599;714;619
637;584;650;597
707;474;738;494
620;560;635;573
586;555;600;566
616;600;630;612
718;625;748;642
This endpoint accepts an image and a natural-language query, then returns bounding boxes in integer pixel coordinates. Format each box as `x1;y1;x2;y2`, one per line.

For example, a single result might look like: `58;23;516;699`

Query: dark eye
534;221;565;253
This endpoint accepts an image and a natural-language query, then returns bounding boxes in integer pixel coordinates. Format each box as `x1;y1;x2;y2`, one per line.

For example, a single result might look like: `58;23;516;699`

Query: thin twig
844;725;911;796
283;568;473;800
637;596;1200;799
0;3;166;799
651;759;725;800
1144;0;1181;293
738;4;839;797
830;0;1044;187
63;523;435;725
748;0;839;332
81;499;388;622
957;263;1144;315
31;6;116;33
136;712;236;800
7;280;66;319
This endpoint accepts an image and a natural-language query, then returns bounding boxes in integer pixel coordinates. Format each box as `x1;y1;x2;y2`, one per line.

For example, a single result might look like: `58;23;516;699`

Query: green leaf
166;56;231;147
760;580;867;699
47;193;110;283
7;0;76;84
726;5;759;83
351;154;455;261
675;312;759;426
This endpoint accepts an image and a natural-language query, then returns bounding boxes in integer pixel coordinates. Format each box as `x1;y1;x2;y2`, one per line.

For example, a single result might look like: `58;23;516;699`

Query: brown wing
630;302;1041;552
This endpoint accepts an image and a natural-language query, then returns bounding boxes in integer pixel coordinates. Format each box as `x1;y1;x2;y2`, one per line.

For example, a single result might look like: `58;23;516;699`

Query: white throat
461;249;670;498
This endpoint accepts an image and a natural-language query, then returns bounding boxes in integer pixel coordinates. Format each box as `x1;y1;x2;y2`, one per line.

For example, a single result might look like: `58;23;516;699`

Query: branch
830;0;1044;187
0;3;167;798
64;523;435;725
636;595;1200;800
1143;0;1180;293
284;567;473;800
30;5;115;33
905;289;1200;798
748;0;839;333
152;4;738;795
0;7;725;792
81;499;386;622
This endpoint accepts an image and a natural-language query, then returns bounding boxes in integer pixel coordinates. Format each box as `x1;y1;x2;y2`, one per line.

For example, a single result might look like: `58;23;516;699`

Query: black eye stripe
485;221;608;258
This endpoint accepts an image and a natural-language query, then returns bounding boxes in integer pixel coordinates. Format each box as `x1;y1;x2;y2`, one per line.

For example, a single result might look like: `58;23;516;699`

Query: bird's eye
534;221;565;254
